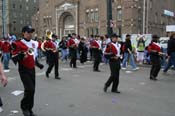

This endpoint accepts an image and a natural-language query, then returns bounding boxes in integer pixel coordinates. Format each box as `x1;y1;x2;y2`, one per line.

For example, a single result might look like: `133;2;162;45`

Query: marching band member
11;26;44;116
91;35;102;72
103;34;121;93
148;35;163;81
67;33;78;68
44;33;61;80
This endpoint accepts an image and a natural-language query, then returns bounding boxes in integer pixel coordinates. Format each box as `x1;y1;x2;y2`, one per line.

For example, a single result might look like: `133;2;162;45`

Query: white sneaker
122;67;126;70
133;67;139;70
0;107;3;113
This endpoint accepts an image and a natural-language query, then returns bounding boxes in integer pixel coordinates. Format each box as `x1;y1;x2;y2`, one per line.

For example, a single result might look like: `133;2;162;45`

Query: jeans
122;52;137;69
3;53;10;69
61;49;68;61
164;52;175;72
161;48;167;68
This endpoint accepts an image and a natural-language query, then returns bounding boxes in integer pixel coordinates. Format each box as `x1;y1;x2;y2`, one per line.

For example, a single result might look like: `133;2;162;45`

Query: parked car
159;37;169;49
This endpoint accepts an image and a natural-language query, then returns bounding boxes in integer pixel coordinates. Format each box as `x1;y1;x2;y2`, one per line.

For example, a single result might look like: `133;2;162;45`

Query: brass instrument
28;48;34;55
46;30;52;40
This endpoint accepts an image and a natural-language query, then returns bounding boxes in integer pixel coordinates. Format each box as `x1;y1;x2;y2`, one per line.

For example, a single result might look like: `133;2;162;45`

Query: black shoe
103;85;108;92
73;65;77;68
55;76;61;80
112;90;121;94
152;78;158;81
46;72;49;78
29;110;37;116
93;69;101;72
22;110;30;116
70;63;72;68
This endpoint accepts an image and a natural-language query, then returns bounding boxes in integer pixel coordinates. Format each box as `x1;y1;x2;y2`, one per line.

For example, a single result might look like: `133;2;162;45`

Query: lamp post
107;0;113;37
2;0;6;38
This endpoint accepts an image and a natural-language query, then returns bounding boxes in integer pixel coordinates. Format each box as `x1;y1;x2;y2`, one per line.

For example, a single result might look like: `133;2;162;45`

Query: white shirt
111;42;121;57
21;39;38;60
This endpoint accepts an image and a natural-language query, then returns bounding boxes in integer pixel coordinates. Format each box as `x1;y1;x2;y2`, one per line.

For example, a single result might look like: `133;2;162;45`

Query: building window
20;13;23;17
26;6;29;10
34;0;36;2
155;12;158;23
94;11;99;22
26;14;29;17
86;11;91;22
20;20;23;24
13;12;17;18
26;0;29;2
90;12;95;22
94;27;98;35
19;5;22;9
13;27;16;31
149;0;153;10
117;9;122;21
13;4;16;8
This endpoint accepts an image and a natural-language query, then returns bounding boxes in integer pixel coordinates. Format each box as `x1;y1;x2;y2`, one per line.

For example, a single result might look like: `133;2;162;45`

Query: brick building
33;0;175;38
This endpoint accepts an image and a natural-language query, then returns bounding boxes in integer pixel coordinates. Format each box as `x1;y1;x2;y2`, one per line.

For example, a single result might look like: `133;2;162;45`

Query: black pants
69;49;77;68
0;97;2;106
93;50;101;71
46;59;59;77
105;60;120;92
18;65;35;111
150;63;161;79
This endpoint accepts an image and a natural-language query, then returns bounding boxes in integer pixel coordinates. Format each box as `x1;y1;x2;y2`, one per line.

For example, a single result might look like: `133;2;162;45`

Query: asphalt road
0;60;175;116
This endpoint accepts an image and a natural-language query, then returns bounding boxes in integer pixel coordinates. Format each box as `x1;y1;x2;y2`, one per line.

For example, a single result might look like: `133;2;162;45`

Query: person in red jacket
11;26;44;116
148;35;164;81
103;34;121;93
1;38;11;71
44;34;61;80
67;33;78;68
91;35;102;72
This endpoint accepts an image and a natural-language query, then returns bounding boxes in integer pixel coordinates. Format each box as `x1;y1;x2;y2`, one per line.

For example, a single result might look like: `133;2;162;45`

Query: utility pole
2;0;6;38
142;0;146;34
107;0;113;37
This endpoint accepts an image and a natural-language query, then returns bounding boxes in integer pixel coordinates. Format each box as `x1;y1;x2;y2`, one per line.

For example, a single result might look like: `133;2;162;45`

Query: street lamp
107;0;113;37
2;0;6;38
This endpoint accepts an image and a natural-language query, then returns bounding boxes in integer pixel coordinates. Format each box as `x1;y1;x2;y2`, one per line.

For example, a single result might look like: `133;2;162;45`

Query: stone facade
34;0;175;38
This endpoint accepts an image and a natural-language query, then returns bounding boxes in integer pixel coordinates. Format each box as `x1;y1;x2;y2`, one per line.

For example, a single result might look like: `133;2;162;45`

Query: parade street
0;60;175;116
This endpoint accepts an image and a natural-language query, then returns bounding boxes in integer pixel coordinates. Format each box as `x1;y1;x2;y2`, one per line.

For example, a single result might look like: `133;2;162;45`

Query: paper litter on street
11;90;24;96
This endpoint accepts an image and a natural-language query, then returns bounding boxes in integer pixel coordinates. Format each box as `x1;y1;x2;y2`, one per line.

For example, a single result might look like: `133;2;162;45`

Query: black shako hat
22;26;35;33
52;34;57;38
111;33;119;38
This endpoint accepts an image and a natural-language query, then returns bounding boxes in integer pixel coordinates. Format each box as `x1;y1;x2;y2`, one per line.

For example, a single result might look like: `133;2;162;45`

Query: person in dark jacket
163;33;175;73
59;37;68;62
121;34;138;70
78;37;88;64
